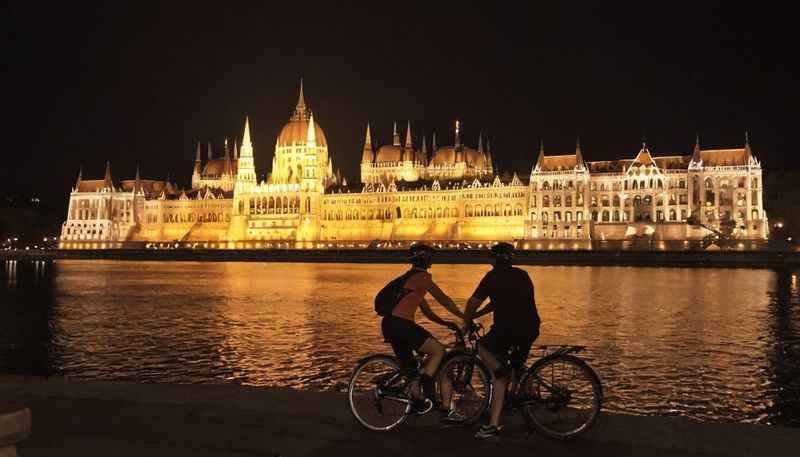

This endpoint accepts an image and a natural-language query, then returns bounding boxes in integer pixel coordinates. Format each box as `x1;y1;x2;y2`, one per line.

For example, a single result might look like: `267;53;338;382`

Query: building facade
59;83;769;249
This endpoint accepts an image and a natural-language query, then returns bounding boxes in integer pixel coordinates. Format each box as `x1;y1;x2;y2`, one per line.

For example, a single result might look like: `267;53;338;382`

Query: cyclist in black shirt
464;242;541;440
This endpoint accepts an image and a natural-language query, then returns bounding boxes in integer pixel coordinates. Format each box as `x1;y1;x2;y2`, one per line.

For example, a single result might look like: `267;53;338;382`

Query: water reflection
0;260;798;426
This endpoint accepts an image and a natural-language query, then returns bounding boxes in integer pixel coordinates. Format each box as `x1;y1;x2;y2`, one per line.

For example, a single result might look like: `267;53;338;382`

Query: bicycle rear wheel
439;353;492;424
347;355;411;431
519;354;602;439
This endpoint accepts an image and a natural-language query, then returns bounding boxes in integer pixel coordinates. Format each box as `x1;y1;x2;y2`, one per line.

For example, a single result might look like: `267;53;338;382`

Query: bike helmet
408;242;435;268
489;242;514;264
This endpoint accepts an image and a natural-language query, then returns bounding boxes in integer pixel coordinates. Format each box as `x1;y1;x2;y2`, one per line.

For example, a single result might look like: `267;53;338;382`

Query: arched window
565;195;572;207
602;210;610;222
602;195;610;207
634;195;642;207
531;195;537;207
613;210;620;222
466;205;473;217
669;209;677;221
543;196;550;207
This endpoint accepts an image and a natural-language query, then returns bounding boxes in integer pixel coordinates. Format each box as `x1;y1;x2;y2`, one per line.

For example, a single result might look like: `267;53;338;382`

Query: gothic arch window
466;205;473;217
531;195;537;207
669;209;677;221
565;195;572;207
613;210;620;222
634;195;642;207
543;195;550;207
602;210;610;222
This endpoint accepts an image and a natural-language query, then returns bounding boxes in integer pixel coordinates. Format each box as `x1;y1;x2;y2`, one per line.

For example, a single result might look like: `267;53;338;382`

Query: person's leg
478;344;508;428
416;337;445;404
438;364;454;410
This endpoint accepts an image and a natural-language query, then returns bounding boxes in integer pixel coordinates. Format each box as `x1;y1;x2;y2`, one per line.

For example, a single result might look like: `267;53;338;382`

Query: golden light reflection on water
1;260;798;425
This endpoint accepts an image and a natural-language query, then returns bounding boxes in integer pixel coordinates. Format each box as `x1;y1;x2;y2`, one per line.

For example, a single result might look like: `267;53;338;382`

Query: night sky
3;2;797;210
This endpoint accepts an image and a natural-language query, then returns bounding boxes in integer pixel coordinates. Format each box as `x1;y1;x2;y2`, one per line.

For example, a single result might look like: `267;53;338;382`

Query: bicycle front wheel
519;354;602;439
439;353;492;424
347;355;411;431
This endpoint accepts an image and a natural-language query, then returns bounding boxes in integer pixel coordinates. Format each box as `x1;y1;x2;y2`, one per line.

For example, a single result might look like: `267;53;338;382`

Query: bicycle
347;322;492;431
497;339;604;439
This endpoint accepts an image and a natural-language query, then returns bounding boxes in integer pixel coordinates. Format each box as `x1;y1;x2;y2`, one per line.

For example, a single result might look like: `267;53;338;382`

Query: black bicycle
347;322;492;431
348;323;604;439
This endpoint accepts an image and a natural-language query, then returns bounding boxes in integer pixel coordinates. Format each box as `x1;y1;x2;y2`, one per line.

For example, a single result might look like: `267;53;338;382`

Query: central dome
277;80;328;147
277;118;328;147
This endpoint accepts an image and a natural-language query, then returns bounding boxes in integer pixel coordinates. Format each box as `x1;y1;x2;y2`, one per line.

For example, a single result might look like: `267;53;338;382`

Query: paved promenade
1;376;797;457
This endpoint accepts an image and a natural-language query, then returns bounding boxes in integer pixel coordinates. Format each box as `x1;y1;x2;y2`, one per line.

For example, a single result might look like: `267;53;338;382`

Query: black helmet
408;242;435;267
489;242;514;261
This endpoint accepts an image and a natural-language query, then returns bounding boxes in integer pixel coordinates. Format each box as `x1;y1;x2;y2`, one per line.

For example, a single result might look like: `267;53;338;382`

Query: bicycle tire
347;354;411;432
438;352;493;424
519;354;602;439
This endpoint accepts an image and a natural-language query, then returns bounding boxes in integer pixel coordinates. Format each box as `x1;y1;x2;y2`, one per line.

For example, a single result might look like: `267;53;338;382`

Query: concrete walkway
1;376;797;457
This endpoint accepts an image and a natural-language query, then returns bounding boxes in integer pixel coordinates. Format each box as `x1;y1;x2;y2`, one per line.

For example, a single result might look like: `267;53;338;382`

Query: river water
1;259;799;426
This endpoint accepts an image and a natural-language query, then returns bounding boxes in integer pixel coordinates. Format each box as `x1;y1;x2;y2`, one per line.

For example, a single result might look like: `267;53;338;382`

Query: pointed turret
290;78;310;121
240;116;253;158
74;165;83;189
103;161;114;190
421;135;428;165
307;112;317;145
454;120;461;149
402;121;413;162
478;132;484;154
234;115;256;194
692;132;702;163
195;141;202;163
575;136;585;169
361;123;374;163
392;121;401;146
207;141;213;160
432;132;437;153
745;130;752;158
486;139;493;169
535;139;545;171
134;163;142;193
224;138;230;159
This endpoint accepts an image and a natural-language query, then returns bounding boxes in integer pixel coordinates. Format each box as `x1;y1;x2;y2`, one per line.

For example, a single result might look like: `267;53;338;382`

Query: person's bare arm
464;296;484;323
473;301;495;319
420;299;450;326
427;280;465;319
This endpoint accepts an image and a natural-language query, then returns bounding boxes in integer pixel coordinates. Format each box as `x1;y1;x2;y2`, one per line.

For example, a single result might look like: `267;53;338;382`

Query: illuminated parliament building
59;83;769;249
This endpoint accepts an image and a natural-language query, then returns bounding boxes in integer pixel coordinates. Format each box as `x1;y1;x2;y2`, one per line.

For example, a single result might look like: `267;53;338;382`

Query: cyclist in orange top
381;243;465;417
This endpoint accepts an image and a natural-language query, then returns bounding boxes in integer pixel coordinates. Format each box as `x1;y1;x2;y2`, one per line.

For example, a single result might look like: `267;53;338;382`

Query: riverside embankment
3;248;800;268
1;376;798;457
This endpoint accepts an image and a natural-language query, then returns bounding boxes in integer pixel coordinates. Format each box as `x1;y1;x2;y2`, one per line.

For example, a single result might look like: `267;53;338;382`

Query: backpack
374;270;417;316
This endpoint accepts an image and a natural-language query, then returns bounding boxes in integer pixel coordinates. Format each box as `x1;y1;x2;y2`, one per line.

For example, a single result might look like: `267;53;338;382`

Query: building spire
75;165;83;189
240;116;253;158
195;141;202;163
392;121;400;146
361;123;373;163
233;140;238;160
454;120;461;149
745;130;753;159
103;161;114;190
306;112;317;144
296;78;306;112
478;131;484;153
486;139;493;169
432;132;437;152
575;136;585;169
224;137;230;159
535;139;545;170
405;120;413;150
134;163;142;193
421;135;428;165
692;131;702;163
207;141;213;160
291;78;309;121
